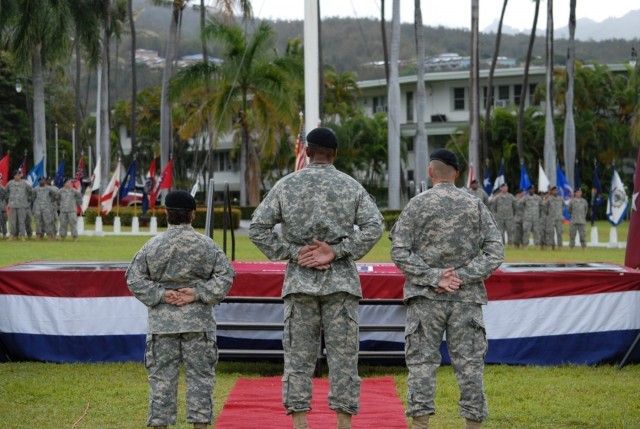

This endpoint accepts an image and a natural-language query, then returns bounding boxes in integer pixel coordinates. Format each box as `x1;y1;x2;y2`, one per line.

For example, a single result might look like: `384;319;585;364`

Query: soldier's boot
193;423;209;429
412;414;430;429
465;419;482;429
152;426;167;429
292;412;309;429
336;412;352;428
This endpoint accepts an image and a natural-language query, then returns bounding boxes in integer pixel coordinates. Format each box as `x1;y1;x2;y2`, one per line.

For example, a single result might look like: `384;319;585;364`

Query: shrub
84;207;240;229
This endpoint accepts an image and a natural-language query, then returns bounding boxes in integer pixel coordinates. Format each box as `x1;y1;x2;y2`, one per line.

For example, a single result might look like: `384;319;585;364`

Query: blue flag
492;161;505;193
556;163;573;221
590;163;604;225
54;160;65;188
483;165;493;196
26;158;45;188
119;160;137;199
519;163;532;192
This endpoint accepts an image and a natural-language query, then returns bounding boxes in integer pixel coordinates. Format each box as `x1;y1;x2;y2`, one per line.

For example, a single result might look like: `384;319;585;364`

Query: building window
407;136;414;152
406;91;414;122
373;96;387;113
514;84;522;105
407;169;414;182
498;85;509;102
453;87;466;111
213;151;238;172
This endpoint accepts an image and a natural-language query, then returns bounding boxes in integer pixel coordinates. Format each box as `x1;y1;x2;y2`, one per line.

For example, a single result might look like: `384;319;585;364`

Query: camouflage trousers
522;219;541;246
34;207;55;237
495;217;514;245
144;332;218;427
569;223;587;248
512;220;524;246
8;207;27;237
282;292;360;415
58;212;78;238
0;209;7;236
544;219;564;247
405;297;488;422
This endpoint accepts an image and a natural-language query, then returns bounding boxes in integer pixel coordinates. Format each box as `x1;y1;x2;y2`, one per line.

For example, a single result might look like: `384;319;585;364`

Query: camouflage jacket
568;197;588;224
490;192;517;219
390;183;504;305
545;195;565;220
33;185;59;210
59;188;82;212
523;193;542;222
6;179;33;209
249;163;384;298
0;185;6;210
126;224;235;334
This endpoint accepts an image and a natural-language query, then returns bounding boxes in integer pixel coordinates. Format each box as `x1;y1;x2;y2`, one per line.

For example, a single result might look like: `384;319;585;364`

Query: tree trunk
160;2;180;171
544;0;556;186
75;31;84;160
31;43;47;169
517;0;540;163
129;0;137;157
99;1;112;190
414;0;427;189
563;0;576;188
381;0;390;85
469;0;480;182
387;0;401;209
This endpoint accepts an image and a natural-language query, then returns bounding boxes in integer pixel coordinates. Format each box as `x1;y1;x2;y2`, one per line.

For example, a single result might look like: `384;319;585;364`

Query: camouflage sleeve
195;247;236;304
74;190;82;205
455;204;504;282
249;187;302;261
390;207;443;288
331;192;384;260
125;247;165;307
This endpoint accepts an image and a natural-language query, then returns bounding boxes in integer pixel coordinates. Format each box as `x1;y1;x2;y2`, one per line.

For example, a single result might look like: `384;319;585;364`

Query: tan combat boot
465;418;482;429
292;412;309;429
193;424;209;429
412;414;430;429
152;426;167;429
337;412;352;429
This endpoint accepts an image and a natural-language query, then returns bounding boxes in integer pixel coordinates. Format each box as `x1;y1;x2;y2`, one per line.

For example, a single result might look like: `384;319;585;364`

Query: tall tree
414;0;428;189
544;0;556;186
517;0;541;163
380;0;390;84
128;0;138;157
483;0;509;167
387;0;401;209
469;0;480;181
563;0;577;188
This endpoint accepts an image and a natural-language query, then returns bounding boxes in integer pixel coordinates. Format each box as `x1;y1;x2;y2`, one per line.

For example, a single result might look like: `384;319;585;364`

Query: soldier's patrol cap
470;179;479;184
306;127;338;149
14;169;22;176
429;148;459;171
164;190;196;211
550;185;557;191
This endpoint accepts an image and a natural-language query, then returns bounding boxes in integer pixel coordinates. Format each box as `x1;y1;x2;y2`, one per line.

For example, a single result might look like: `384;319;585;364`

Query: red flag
294;127;307;171
0;154;9;186
467;164;475;188
150;159;173;209
19;158;27;177
73;156;85;190
100;162;122;215
625;146;640;269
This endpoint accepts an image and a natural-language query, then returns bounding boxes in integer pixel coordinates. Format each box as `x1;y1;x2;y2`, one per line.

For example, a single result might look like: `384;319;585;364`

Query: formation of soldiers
467;179;589;250
0;170;82;241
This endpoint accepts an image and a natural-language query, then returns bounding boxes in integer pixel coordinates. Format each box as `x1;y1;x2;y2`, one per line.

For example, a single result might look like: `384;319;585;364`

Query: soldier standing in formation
0;183;7;238
544;186;565;250
32;176;59;240
391;149;504;429
466;179;489;206
568;188;589;249
249;127;384;429
58;179;82;240
6;170;33;240
522;185;543;249
490;183;516;245
513;188;525;248
126;190;235;429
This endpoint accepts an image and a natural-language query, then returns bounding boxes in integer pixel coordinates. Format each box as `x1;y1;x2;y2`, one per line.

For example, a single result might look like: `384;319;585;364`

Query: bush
237;206;256;220
84;207;241;229
380;209;402;231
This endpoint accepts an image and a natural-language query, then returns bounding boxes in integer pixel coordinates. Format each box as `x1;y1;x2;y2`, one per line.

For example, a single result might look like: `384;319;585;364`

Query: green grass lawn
0;219;637;428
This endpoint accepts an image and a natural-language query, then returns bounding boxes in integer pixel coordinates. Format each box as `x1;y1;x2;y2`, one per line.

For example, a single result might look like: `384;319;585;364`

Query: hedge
84;207;241;229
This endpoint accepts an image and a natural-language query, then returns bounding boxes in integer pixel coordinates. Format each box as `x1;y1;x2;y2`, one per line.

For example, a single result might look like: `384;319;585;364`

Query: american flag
294;122;307;171
74;156;85;190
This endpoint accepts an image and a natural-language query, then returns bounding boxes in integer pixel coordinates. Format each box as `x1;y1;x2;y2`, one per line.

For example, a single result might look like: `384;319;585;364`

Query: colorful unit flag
467;163;475;188
492;161;505;193
538;163;550;193
81;157;101;213
606;168;628;227
150;159;173;209
54;160;65;188
556;163;573;221
590;162;604;225
520;163;532;191
483;164;493;196
0;154;9;186
74;156;85;190
119;160;137;200
100;162;122;215
26;158;45;187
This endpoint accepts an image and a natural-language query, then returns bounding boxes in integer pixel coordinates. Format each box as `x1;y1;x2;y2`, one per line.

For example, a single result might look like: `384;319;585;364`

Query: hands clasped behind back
435;267;462;294
164;288;197;307
297;238;335;270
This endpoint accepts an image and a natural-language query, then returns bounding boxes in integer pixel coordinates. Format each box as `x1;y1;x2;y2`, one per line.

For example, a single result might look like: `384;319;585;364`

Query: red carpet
215;376;408;428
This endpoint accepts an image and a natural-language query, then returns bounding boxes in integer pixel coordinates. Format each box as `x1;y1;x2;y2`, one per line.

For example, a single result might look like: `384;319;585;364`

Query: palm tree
543;0;556;186
414;0;428;189
483;0;509;167
128;0;138;157
563;0;577;188
380;0;390;84
517;0;541;163
171;19;295;206
387;0;401;209
469;0;480;182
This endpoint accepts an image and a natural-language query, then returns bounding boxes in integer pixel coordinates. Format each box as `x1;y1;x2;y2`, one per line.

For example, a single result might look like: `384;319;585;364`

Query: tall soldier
513;188;525;248
33;176;59;240
545;186;565;250
490;183;516;245
466;179;489;206
126;190;235;429
568;188;589;249
522;185;543;249
58;179;82;240
391;149;504;429
0;183;7;238
249;127;384;429
6;170;33;240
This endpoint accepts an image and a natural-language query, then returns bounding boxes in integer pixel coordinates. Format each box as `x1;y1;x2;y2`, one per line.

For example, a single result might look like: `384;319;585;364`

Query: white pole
95;65;101;170
72;124;76;171
55;123;59;170
304;0;320;134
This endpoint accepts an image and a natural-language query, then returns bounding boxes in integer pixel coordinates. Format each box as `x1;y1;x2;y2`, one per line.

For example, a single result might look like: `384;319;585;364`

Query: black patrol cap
306;127;338;149
470;179;479;184
164;190;196;211
429;148;459;171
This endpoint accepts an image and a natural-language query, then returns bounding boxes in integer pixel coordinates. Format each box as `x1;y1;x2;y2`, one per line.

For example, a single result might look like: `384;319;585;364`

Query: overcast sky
251;0;638;32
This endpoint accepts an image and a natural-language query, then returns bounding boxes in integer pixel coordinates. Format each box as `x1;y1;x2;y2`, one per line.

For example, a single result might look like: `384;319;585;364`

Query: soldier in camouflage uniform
0;184;7;238
33;176;59;240
568;188;588;249
390;149;504;429
249;127;384;429
513;189;525;248
126;190;235;429
6;170;33;240
58;179;82;240
544;186;565;250
522;185;543;248
466;179;489;206
489;183;516;245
